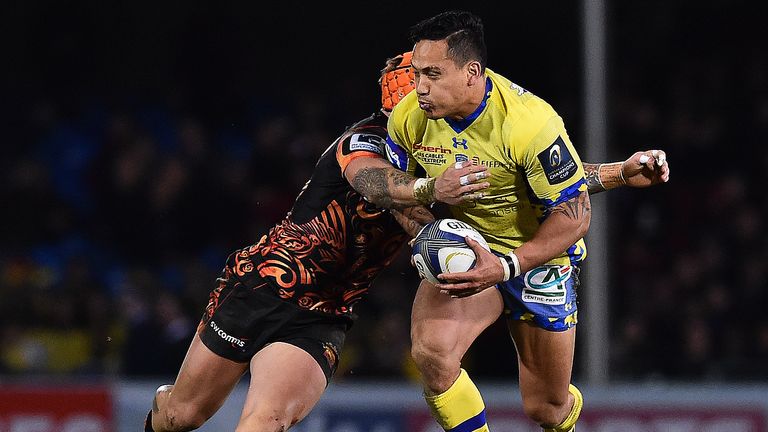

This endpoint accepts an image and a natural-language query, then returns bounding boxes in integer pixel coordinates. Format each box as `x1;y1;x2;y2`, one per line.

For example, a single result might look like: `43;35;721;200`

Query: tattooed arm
434;190;591;293
584;150;670;194
344;156;490;209
513;190;591;274
390;205;436;237
344;156;425;209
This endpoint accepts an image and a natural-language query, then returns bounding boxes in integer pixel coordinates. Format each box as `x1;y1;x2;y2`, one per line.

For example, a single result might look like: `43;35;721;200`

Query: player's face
411;40;475;120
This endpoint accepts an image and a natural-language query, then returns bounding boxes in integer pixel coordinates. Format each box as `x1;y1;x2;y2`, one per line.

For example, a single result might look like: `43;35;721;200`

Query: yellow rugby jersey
386;69;587;266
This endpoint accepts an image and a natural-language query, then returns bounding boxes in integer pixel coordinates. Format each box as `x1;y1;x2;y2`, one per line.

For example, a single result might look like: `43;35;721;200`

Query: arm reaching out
584;149;670;194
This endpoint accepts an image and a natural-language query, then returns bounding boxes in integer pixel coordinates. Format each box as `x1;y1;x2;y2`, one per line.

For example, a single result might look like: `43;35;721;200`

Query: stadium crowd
1;1;765;383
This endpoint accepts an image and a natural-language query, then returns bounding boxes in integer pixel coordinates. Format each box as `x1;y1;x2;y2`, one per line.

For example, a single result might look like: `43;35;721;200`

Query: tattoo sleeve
351;167;395;209
350;166;420;210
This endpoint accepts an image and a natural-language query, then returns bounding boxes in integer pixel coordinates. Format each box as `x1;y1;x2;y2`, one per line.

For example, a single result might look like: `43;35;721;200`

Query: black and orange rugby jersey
236;111;409;318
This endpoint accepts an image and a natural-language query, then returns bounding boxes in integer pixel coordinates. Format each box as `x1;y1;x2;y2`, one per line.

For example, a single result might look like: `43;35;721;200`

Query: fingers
647;150;669;182
459;171;489;186
639;150;670;176
459;184;489;201
463;236;487;254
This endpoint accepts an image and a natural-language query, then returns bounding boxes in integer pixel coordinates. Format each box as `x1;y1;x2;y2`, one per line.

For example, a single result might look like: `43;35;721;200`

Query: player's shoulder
491;70;555;113
488;69;559;140
338;111;388;156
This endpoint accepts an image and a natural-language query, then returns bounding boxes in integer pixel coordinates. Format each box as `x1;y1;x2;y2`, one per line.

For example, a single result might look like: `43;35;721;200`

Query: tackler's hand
434;236;504;298
433;161;491;206
622;150;670;188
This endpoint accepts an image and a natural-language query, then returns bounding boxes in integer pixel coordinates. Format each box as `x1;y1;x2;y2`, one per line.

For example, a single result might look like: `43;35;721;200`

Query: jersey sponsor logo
452;137;468;149
210;320;246;348
420;155;448;165
413;142;452;154
510;82;528;96
349;133;384;154
537;137;578;184
470;156;515;170
385;137;408;171
414;142;452;165
522;265;571;305
455;154;469;163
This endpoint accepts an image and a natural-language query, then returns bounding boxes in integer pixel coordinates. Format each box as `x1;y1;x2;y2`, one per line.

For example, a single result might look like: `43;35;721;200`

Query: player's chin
423;108;443;120
420;106;440;119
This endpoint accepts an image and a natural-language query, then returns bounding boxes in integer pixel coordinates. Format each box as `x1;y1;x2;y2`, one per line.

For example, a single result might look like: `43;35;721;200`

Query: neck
450;75;487;120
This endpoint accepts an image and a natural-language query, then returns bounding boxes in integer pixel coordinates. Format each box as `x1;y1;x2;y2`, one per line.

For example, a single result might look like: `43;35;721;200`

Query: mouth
418;100;432;111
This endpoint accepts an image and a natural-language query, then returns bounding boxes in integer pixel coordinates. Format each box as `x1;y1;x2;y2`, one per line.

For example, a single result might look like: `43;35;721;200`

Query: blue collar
444;76;493;134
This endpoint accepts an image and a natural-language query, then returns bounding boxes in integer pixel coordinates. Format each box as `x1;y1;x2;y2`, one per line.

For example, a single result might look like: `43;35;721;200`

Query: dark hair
408;10;487;70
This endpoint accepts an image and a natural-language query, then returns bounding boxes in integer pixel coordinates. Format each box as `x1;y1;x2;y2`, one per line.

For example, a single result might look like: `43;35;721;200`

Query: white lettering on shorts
521;265;572;305
210;320;245;347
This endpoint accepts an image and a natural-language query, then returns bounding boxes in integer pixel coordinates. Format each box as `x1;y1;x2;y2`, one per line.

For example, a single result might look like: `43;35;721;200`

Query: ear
466;61;483;86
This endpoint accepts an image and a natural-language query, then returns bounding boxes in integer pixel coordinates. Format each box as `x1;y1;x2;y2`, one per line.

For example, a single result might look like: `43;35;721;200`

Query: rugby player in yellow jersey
376;11;668;432
143;45;668;432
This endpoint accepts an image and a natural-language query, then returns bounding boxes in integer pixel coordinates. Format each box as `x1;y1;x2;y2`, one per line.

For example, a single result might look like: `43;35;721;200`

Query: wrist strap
504;251;521;279
413;177;436;205
499;256;511;282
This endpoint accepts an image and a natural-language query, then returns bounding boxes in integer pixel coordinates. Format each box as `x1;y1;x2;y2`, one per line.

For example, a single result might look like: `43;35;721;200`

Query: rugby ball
411;218;490;284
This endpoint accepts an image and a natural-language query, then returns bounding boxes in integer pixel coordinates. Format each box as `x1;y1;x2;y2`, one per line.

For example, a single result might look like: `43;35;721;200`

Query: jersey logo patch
452;137;468;149
349;133;384;154
385;136;409;172
537;137;578;185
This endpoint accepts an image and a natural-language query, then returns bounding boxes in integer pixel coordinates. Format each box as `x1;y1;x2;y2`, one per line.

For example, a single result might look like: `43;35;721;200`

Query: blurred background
1;0;766;430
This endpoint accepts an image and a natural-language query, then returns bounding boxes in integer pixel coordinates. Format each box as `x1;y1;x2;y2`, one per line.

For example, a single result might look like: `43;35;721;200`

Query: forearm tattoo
583;163;606;194
352;167;393;208
550;191;591;221
390;169;413;186
351;167;416;209
392;206;435;237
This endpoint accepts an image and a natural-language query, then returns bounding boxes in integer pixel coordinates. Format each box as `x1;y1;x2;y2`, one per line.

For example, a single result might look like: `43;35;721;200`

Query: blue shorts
496;262;580;332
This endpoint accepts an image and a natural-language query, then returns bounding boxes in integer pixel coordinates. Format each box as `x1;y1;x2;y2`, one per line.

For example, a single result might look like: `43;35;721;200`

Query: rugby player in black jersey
145;52;669;431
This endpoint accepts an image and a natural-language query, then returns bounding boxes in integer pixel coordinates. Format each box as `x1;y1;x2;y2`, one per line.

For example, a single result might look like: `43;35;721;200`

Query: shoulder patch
348;133;384;154
537;136;578;185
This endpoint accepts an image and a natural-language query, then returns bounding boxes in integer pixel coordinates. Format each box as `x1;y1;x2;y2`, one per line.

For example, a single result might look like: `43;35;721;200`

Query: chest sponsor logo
537;136;577;185
349;133;384;154
414;142;452;165
521;265;572;305
470;155;515;170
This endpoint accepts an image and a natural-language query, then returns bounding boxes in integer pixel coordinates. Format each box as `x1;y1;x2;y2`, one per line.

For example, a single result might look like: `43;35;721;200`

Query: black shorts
197;267;350;383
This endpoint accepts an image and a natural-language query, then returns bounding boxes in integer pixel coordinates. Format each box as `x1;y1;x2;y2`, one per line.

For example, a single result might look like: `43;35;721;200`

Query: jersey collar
443;76;493;134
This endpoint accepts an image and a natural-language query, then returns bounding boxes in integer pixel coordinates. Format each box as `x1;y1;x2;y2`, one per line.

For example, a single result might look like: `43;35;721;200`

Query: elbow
576;211;591;239
362;190;395;209
575;190;592;239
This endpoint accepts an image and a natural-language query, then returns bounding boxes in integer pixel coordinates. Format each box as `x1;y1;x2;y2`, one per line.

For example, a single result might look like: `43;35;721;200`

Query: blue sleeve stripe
447;410;488;432
540;178;586;208
385;135;409;172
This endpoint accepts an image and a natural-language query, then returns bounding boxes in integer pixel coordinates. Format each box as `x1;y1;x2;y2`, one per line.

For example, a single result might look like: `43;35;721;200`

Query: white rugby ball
411;218;490;284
